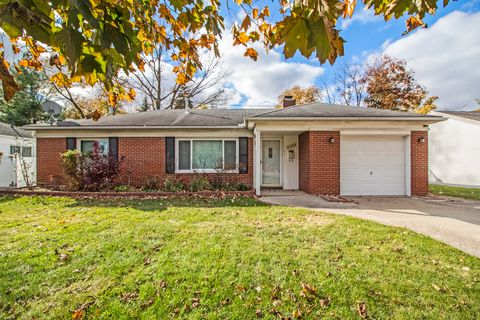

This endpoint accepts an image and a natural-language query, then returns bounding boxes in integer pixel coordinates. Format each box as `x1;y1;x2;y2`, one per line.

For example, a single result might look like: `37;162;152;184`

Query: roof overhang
23;125;247;130
245;116;446;129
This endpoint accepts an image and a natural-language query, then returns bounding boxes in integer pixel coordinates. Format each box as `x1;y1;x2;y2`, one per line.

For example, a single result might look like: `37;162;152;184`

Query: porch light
418;137;425;143
328;136;335;144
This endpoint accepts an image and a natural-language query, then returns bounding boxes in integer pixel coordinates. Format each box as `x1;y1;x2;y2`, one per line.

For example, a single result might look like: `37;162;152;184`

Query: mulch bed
0;188;256;199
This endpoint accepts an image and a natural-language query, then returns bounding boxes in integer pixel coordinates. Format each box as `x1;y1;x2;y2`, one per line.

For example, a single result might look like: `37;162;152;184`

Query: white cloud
217;36;324;107
384;11;480;110
340;7;381;30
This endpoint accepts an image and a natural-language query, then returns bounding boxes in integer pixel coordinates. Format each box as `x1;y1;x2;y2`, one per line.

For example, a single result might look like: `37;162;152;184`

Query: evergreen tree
0;67;48;126
137;97;151;112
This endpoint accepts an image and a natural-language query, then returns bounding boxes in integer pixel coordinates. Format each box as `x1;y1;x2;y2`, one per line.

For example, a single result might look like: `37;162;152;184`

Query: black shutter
165;137;175;174
66;137;76;150
239;137;248;174
109;137;118;162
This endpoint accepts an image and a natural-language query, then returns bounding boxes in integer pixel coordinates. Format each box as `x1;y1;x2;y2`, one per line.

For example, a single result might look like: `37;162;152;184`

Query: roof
24;108;271;129
0;122;33;138
249;102;441;119
23;103;442;130
437;111;480;122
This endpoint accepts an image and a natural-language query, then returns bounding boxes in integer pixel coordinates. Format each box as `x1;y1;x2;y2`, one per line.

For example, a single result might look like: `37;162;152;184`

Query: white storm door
262;140;281;186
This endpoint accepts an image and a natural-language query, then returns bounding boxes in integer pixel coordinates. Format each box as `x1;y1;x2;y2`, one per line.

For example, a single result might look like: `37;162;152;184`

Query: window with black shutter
239;137;248;174
165;137;175;174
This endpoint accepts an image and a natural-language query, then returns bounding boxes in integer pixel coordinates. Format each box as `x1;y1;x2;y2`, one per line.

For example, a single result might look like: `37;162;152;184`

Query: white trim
341;130;413;135
260;138;283;188
26;125;245;130
246;116;445;122
254;130;261;195
174;138;239;174
405;134;411;196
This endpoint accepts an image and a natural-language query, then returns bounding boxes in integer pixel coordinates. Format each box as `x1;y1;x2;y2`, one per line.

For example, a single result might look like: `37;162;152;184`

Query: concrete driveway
260;192;480;258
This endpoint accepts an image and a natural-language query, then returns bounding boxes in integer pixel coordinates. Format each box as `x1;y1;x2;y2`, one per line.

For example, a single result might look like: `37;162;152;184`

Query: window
177;139;238;172
22;146;32;157
80;139;109;154
10;145;21;155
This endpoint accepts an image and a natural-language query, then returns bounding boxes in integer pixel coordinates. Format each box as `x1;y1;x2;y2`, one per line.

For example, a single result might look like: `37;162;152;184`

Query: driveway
260;192;480;258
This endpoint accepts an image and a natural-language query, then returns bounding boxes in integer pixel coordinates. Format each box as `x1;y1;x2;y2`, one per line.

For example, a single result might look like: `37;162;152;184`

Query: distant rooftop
0;122;33;138
438;111;480;122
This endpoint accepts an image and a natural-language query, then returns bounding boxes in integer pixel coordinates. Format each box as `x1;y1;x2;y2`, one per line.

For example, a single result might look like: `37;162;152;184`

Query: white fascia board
245;116;445;122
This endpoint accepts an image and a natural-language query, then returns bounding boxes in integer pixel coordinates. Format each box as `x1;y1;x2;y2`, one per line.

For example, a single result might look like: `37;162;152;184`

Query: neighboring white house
429;111;480;187
0;122;36;188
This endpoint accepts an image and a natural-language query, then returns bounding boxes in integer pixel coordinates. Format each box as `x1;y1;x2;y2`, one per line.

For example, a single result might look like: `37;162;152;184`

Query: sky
213;0;480;110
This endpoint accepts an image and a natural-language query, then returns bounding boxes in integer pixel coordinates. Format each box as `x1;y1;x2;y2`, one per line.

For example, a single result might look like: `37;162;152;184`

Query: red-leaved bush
61;141;120;191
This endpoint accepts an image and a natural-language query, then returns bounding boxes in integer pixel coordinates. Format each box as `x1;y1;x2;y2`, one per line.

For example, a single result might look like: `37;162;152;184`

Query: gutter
244;116;446;121
22;125;248;130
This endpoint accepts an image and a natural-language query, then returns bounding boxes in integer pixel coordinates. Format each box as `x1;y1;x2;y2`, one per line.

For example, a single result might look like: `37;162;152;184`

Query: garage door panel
340;136;406;196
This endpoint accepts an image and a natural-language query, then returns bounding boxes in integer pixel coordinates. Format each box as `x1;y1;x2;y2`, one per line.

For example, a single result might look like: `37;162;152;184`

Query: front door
262;140;281;186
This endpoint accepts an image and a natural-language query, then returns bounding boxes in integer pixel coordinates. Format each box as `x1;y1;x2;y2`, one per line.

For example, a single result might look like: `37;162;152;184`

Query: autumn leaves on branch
0;0;448;108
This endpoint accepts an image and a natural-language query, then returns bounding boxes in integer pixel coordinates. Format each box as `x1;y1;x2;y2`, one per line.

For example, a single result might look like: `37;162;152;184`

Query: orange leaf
244;48;258;61
18;59;29;67
342;0;356;19
72;309;85;320
404;16;426;35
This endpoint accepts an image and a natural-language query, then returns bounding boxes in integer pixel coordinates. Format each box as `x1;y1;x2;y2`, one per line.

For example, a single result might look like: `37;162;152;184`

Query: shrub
114;185;131;192
61;150;83;190
143;176;162;191
164;178;184;192
61;141;120;191
189;176;211;192
235;183;250;191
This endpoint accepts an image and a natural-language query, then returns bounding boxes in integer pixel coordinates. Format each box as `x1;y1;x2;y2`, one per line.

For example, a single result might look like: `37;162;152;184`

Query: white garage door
340;136;406;196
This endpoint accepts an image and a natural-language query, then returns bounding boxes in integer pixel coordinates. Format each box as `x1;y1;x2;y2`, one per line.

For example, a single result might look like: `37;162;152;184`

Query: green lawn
1;196;479;319
430;184;480;201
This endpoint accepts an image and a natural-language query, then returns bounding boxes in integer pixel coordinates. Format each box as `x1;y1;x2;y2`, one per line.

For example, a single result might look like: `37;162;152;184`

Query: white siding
429;113;480;187
0;135;36;188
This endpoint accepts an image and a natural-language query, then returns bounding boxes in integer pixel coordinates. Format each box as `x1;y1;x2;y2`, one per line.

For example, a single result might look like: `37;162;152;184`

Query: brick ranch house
24;99;444;196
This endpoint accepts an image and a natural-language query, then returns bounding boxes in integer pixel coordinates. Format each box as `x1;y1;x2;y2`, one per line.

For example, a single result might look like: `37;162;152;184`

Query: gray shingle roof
0;122;33;138
24;108;271;128
439;111;480;122
250;102;440;118
23;103;441;130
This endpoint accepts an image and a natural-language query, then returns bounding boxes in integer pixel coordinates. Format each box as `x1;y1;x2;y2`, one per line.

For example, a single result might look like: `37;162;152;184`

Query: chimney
282;95;296;108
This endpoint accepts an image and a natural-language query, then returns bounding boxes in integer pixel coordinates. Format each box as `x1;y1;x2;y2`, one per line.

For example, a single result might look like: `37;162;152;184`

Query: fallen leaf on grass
191;297;200;308
319;297;330;307
72;301;94;320
141;298;155;309
121;292;138;303
357;301;368;319
432;284;446;293
72;309;84;320
255;309;263;317
300;283;318;299
292;309;302;318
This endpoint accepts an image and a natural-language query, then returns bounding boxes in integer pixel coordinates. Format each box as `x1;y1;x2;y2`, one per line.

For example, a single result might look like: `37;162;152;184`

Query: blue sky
216;0;480;110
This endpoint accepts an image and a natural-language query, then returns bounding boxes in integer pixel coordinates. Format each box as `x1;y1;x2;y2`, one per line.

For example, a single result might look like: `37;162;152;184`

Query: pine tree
0;66;48;126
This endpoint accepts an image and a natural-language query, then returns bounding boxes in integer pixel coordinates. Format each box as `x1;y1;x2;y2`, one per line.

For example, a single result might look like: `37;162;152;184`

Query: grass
430;184;480;201
0;196;479;319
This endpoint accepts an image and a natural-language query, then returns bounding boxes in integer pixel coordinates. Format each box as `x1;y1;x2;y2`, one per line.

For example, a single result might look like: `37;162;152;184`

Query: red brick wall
37;136;253;189
298;131;340;195
411;131;429;196
117;137;165;186
36;138;67;185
